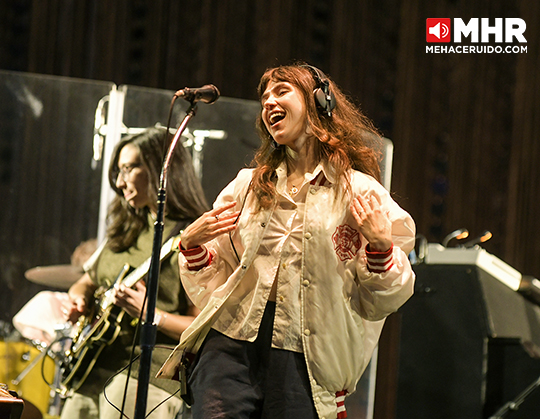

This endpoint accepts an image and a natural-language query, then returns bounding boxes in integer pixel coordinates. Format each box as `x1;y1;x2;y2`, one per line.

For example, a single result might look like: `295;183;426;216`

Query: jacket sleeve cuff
179;243;212;271
365;244;394;273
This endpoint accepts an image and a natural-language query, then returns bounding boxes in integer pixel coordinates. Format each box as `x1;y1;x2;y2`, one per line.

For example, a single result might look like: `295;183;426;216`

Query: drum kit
1;263;82;419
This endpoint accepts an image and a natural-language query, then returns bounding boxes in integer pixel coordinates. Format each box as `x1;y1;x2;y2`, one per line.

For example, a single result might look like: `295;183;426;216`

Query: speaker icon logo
426;18;451;42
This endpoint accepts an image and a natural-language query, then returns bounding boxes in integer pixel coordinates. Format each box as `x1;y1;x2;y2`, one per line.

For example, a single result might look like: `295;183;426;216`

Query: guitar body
59;263;132;395
58;236;179;395
60;304;125;393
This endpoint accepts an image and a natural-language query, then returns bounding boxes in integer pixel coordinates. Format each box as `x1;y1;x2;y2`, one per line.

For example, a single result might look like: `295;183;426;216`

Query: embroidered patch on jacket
332;224;361;261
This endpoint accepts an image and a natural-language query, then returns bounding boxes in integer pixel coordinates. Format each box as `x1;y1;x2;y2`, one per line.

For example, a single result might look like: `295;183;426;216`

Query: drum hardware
0;320;14;339
0;339;54;417
44;323;73;416
8;323;73;417
24;265;83;289
11;342;47;386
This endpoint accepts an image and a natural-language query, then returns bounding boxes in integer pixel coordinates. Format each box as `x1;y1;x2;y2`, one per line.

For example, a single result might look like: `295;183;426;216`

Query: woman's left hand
180;202;240;250
113;280;147;319
350;194;393;252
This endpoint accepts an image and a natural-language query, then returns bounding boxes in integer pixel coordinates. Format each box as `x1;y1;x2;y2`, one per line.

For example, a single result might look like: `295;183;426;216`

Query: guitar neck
100;236;178;309
122;235;178;288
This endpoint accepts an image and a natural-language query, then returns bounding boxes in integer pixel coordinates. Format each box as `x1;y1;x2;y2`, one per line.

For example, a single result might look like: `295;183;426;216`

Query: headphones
302;64;336;117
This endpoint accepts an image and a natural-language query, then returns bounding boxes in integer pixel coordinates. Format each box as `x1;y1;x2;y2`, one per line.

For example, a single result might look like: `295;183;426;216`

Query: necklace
288;169;304;196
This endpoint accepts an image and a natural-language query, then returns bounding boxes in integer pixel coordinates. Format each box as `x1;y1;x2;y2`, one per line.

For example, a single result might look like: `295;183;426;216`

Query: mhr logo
426;18;527;43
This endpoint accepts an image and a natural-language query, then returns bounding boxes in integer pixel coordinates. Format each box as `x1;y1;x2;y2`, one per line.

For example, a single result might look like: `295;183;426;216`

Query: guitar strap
82;218;189;277
116;218;190;288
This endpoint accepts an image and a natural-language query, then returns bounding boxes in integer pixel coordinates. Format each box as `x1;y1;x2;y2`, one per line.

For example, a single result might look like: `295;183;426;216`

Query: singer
158;63;416;419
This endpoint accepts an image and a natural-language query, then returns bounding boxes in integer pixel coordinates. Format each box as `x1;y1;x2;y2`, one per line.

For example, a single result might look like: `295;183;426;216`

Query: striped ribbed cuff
365;244;393;273
336;390;348;418
179;243;212;271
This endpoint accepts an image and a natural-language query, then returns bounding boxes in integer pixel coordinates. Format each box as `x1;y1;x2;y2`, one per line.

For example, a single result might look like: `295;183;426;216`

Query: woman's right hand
65;273;96;323
181;201;240;250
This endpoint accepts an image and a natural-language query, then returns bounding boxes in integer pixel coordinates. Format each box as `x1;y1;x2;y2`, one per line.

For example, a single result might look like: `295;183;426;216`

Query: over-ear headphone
302;64;336;117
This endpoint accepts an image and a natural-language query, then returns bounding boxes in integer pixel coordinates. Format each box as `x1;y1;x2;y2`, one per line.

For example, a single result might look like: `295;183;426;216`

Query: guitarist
61;127;208;419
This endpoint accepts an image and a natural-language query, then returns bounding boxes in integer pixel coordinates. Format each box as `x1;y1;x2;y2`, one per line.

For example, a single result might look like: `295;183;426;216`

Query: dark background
1;1;539;418
2;0;537;278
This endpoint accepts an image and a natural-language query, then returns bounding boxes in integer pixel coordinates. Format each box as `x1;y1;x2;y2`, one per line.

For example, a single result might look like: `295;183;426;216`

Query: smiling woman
261;80;309;151
158;63;416;419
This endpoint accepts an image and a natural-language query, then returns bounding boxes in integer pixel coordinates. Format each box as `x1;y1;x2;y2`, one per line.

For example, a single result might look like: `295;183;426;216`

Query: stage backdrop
1;0;538;281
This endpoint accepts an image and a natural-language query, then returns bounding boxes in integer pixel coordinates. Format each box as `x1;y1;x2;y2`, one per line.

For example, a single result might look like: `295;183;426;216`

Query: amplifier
396;245;540;419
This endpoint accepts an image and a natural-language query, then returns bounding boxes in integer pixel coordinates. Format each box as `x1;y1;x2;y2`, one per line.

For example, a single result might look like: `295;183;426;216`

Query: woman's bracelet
154;309;168;328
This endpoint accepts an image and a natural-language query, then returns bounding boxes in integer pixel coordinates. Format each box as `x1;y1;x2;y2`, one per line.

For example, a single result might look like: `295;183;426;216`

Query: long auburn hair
252;63;382;210
106;127;209;252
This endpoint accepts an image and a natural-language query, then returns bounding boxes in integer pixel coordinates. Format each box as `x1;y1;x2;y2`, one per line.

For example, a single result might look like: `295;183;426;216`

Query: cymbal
25;265;83;289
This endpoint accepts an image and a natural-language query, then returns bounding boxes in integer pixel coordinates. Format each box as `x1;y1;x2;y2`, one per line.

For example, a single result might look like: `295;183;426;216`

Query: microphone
174;84;220;104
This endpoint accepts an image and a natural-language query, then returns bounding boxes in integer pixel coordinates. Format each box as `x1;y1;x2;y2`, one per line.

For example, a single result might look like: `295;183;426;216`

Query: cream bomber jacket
158;165;416;419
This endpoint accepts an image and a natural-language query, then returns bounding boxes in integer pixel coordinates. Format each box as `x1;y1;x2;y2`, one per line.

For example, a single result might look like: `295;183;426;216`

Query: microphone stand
133;101;198;419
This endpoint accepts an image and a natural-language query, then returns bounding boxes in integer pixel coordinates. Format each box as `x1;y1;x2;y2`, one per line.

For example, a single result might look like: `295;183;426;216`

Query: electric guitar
59;236;180;394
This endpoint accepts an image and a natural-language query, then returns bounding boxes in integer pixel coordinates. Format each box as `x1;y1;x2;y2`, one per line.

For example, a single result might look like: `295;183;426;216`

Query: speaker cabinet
396;263;540;419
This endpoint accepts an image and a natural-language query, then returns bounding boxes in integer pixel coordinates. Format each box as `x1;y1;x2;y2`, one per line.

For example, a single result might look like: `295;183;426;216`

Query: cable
102;345;181;419
102;353;142;419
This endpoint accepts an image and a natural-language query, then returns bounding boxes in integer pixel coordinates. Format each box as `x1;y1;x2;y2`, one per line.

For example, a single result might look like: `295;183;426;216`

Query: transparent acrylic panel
0;70;113;326
120;85;261;204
